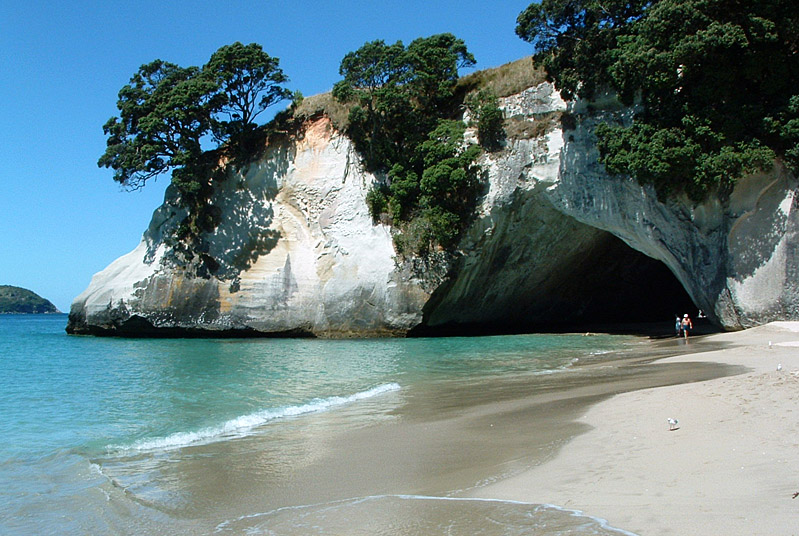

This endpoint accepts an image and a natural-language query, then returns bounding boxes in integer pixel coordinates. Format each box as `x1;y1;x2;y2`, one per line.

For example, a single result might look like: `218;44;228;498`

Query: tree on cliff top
516;0;652;101
333;34;482;252
517;0;799;200
98;60;215;192
204;42;291;142
332;33;475;172
98;43;290;197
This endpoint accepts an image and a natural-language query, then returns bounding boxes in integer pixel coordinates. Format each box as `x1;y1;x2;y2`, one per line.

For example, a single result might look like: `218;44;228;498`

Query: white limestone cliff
69;118;428;336
549;99;799;329
68;82;799;336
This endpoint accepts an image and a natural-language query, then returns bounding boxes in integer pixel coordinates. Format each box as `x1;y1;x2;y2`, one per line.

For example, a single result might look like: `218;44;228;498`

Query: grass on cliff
290;92;352;131
276;55;552;257
456;56;546;99
286;56;547;131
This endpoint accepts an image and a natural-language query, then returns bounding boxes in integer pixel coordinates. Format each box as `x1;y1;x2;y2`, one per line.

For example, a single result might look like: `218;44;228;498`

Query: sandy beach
18;321;798;536
472;322;799;535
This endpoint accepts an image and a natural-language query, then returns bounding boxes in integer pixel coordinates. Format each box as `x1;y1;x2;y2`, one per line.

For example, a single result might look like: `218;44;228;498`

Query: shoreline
468;322;799;535
95;330;739;535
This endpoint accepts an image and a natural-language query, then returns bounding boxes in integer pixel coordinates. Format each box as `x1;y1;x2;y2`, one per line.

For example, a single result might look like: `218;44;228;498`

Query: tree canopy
333;33;483;252
516;0;652;101
205;42;291;141
517;0;799;200
333;33;475;172
98;60;215;192
99;43;290;198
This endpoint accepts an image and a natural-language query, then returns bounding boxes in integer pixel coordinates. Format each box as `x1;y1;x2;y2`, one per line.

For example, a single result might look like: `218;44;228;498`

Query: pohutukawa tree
99;42;290;200
204;42;291;142
98;60;215;192
333;33;476;173
516;0;799;200
333;33;482;252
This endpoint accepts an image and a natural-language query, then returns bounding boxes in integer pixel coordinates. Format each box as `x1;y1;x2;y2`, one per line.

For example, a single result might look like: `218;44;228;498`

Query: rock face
550;97;799;329
67;83;798;336
68;118;428;337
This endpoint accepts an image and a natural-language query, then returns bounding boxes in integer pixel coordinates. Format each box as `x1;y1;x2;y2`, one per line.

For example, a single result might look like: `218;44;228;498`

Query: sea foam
215;494;640;535
109;383;400;453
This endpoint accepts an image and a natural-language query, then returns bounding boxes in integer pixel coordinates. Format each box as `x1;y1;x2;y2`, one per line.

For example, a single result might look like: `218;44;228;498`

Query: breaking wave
108;383;400;453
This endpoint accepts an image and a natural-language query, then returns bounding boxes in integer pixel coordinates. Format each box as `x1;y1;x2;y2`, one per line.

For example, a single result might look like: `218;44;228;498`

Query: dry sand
471;322;799;535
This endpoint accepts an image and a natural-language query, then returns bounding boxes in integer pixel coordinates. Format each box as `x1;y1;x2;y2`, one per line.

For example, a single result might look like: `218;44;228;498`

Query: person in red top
681;313;693;339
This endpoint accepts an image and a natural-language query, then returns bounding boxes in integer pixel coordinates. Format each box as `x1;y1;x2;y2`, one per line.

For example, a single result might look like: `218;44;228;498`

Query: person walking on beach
675;315;682;337
681;313;693;339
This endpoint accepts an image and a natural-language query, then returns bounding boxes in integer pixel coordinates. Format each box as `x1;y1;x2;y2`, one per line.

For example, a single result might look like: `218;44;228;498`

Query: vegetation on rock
204;42;291;141
517;0;799;200
466;89;506;151
99;32;560;260
99;42;290;239
456;56;546;99
0;286;59;314
332;33;488;252
332;34;475;170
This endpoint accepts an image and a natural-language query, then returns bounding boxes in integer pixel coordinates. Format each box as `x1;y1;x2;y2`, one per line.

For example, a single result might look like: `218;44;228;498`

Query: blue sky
0;0;534;312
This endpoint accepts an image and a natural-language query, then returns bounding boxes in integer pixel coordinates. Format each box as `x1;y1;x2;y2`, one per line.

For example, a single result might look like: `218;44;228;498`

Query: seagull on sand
668;418;679;431
777;363;783;371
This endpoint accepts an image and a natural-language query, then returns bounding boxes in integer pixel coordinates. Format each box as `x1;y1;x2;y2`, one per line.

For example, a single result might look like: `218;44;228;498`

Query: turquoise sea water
0;314;641;535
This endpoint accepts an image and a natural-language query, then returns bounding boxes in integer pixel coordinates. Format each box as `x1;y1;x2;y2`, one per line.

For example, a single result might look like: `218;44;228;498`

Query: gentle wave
109;383;401;453
215;494;640;536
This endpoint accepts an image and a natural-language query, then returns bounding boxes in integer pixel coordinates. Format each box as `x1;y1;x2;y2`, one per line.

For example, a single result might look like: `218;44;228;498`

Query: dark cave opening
411;233;706;338
533;234;698;328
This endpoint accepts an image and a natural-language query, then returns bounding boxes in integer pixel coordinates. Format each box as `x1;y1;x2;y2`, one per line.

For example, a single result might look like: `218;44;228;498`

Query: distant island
0;285;60;314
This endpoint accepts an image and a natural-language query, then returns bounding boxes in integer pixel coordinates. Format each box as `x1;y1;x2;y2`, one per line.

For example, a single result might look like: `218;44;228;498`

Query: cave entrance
532;233;699;334
413;232;701;337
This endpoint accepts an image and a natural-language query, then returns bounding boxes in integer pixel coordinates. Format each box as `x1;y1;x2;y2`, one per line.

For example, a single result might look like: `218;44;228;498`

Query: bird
777;363;783;372
668;418;679;431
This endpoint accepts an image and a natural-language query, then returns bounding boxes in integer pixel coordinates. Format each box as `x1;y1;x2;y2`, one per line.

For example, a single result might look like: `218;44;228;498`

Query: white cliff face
421;86;609;326
68;82;799;335
717;166;798;326
69;117;428;336
419;86;692;330
210;118;427;334
547;101;799;329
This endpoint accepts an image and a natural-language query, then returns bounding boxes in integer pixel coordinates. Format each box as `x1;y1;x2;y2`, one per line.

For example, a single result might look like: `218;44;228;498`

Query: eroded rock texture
67;83;797;336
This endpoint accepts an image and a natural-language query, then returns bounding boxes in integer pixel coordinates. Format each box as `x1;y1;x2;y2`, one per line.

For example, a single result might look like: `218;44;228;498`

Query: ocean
0;314;651;535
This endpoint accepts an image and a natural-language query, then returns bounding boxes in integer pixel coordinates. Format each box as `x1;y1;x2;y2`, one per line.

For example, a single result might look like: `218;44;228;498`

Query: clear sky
0;0;535;312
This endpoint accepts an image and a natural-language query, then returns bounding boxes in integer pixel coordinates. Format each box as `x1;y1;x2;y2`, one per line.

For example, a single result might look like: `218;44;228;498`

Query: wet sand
110;331;747;535
471;323;799;535
96;328;785;535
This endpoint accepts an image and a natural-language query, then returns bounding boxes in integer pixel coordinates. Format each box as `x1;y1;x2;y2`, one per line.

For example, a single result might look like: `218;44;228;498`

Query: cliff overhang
67;82;799;337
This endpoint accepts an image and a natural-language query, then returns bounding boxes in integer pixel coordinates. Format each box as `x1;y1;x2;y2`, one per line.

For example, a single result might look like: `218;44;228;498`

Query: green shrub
335;35;485;254
365;185;389;222
516;0;799;199
467;89;505;151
